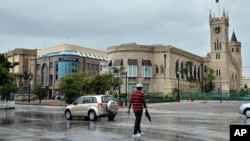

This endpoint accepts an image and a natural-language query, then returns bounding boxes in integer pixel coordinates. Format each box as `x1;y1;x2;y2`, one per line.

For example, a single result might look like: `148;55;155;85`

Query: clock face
214;26;221;34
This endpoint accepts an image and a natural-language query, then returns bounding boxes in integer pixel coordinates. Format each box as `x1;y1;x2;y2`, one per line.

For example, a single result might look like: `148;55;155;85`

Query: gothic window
175;60;179;78
181;61;184;79
155;64;159;73
204;65;208;73
215;40;222;51
216;69;221;76
160;64;164;74
198;66;201;82
232;48;234;52
194;65;197;78
216;53;220;59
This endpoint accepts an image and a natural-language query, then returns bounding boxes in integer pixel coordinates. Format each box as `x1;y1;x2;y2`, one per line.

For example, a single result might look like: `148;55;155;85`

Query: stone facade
106;10;242;94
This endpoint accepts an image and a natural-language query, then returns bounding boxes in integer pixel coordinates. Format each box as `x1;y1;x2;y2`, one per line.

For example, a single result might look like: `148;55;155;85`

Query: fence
179;92;250;101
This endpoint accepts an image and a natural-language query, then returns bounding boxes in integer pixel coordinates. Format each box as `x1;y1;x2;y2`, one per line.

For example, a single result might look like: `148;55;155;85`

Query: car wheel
107;115;116;121
65;109;72;120
88;110;97;121
244;108;250;118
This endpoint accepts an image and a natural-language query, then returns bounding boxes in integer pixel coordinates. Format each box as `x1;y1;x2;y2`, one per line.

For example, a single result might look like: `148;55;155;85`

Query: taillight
98;103;103;111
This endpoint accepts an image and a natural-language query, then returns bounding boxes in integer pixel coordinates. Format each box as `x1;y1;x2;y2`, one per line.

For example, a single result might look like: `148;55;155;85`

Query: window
160;64;164;74
36;64;40;70
113;59;123;77
143;83;149;93
128;65;137;77
56;61;79;80
128;59;138;77
143;65;152;77
215;40;221;51
76;97;85;104
155;65;159;73
23;65;28;73
41;64;48;85
216;69;221;76
142;60;152;78
23;54;28;59
216;53;220;59
96;64;99;71
104;60;112;73
128;83;136;94
49;62;53;68
101;96;116;103
113;59;123;66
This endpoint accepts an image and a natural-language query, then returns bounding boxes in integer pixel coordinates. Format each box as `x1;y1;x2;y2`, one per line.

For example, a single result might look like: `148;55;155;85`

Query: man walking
127;84;147;138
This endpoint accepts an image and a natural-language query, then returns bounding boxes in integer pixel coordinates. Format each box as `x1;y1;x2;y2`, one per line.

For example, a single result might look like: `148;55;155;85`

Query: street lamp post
177;72;180;102
125;71;128;106
28;76;31;103
218;76;222;103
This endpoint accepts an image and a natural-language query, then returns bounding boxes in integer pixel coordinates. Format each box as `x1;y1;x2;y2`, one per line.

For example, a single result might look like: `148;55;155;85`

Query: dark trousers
133;112;143;134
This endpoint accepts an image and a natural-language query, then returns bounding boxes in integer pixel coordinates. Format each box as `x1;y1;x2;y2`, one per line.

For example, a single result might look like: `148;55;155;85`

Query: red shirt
130;90;145;112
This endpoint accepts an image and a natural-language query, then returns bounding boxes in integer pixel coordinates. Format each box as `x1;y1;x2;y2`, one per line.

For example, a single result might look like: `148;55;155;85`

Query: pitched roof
230;31;238;42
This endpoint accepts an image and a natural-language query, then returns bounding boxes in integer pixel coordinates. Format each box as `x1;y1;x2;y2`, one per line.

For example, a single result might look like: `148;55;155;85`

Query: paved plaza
0;100;249;141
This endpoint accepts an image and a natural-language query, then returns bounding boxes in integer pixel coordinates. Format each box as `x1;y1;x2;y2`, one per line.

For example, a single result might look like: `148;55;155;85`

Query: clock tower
209;9;230;92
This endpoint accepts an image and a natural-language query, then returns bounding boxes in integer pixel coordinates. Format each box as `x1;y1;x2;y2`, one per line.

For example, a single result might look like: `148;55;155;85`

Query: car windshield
101;96;116;103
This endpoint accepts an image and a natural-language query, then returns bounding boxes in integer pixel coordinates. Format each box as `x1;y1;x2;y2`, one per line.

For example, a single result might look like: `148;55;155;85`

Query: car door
71;97;85;116
82;97;92;116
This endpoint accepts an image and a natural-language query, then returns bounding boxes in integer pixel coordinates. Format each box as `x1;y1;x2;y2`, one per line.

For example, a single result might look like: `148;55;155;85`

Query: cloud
0;0;250;75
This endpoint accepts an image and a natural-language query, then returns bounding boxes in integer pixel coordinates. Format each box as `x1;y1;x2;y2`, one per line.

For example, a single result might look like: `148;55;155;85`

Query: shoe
138;132;143;136
132;133;141;138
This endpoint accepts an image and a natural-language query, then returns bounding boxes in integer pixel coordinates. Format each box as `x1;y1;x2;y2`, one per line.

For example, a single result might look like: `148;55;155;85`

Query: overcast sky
0;0;249;76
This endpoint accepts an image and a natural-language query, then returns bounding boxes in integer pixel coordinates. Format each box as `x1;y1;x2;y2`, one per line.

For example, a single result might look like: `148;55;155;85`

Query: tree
92;73;114;94
180;60;197;93
0;80;18;101
203;67;215;92
110;66;125;101
59;72;86;104
33;83;47;103
81;75;95;94
0;54;19;101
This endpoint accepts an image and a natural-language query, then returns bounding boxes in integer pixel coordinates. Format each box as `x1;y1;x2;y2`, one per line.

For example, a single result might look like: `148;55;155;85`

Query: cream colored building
5;48;37;88
106;9;242;94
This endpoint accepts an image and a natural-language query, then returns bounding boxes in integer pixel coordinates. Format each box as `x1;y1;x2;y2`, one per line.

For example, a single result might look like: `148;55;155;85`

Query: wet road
0;101;249;141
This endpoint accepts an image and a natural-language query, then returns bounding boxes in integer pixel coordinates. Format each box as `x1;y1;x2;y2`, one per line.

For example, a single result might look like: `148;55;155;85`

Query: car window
76;97;85;104
101;96;116;103
84;97;92;104
92;97;97;103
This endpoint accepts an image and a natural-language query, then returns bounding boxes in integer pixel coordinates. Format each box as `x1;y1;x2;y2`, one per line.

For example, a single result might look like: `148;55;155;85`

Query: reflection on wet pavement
0;102;249;141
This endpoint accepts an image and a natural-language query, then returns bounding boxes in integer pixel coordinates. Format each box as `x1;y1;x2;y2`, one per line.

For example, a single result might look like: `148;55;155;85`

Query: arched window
41;63;48;86
160;64;164;74
155;64;159;73
175;60;179;78
181;61;184;79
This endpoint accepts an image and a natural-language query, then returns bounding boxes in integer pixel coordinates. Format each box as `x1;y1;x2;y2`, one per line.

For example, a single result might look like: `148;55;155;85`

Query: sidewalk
15;100;134;109
15;100;67;106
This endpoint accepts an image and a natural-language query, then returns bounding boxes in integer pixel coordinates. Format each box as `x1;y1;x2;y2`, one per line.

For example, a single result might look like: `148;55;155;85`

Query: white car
239;103;250;118
65;95;118;121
